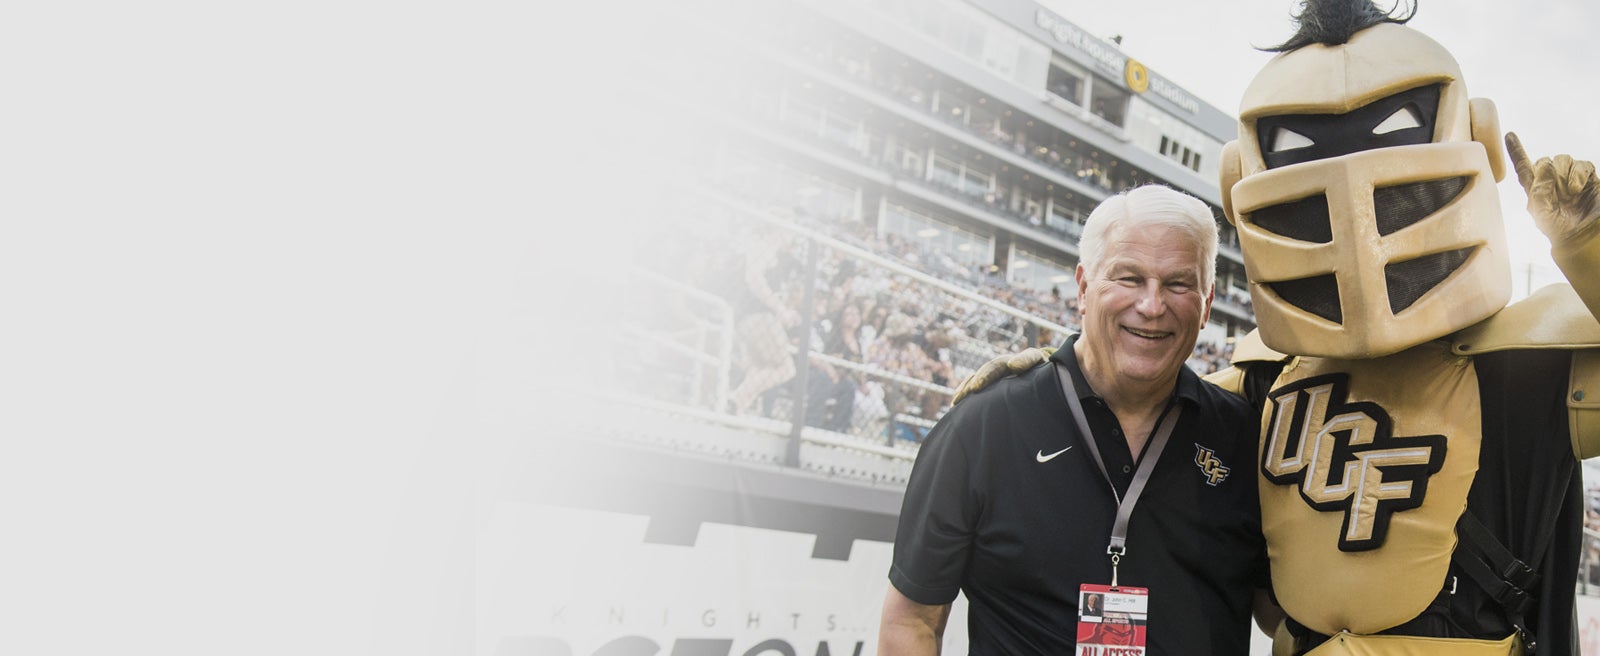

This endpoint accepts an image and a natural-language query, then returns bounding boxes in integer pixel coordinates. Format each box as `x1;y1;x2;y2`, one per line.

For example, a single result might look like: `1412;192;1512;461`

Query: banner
479;503;970;656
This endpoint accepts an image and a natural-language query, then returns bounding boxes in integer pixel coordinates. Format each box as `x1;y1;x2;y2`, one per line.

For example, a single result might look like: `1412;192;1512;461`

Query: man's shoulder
937;362;1058;433
1195;375;1250;408
1188;369;1255;423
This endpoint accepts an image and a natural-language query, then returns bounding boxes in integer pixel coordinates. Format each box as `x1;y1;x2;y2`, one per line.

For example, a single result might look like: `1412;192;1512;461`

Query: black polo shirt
889;335;1266;655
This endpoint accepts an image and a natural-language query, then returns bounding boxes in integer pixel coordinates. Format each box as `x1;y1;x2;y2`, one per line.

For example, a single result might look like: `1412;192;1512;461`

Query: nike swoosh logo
1036;446;1073;463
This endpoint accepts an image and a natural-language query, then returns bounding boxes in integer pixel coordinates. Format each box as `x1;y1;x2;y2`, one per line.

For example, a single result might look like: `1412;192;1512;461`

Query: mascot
957;1;1600;653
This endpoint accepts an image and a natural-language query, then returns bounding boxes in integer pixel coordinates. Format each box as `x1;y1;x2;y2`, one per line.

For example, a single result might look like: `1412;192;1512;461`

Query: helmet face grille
1250;194;1333;244
1385;247;1474;314
1373;176;1469;237
1268;274;1342;324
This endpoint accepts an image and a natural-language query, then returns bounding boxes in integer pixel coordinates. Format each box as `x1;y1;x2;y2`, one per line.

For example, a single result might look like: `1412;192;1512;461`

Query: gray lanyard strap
1056;362;1180;587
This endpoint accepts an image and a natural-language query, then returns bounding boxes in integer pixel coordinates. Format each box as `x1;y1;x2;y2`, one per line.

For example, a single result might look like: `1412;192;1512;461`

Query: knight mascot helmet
1220;3;1512;359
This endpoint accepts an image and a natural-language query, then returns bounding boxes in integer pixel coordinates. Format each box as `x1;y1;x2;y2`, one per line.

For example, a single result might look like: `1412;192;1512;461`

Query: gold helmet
1219;2;1511;359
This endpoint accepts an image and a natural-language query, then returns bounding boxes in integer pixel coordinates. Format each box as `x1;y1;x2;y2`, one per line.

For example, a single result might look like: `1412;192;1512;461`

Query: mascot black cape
958;1;1600;653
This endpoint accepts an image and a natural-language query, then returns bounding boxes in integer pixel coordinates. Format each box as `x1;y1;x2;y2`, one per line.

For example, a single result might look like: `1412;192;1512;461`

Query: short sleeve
887;403;985;605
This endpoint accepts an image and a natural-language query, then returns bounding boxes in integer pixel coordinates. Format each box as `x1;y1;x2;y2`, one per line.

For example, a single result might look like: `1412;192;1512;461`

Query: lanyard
1055;362;1180;588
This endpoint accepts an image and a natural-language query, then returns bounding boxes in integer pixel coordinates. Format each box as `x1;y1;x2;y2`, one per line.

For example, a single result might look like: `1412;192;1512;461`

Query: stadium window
1045;203;1075;235
931;155;962;188
1164;137;1183;158
822;113;862;149
1190;152;1202;172
1088;77;1129;127
961;167;994;197
900;149;923;176
971;105;1000;136
1047;63;1084;105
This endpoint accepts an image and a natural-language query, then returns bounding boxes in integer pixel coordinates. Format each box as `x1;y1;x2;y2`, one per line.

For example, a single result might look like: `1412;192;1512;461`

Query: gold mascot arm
949;347;1052;406
1557;229;1600;459
1551;218;1600;319
1506;132;1600;459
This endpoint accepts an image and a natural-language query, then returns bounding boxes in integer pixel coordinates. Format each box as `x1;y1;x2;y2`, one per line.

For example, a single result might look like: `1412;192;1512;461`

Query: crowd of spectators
634;197;1241;445
1186;339;1235;377
1218;287;1254;313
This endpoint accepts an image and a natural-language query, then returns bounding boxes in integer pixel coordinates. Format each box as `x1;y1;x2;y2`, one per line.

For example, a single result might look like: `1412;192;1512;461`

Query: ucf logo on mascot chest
1244;345;1483;637
1260;372;1446;552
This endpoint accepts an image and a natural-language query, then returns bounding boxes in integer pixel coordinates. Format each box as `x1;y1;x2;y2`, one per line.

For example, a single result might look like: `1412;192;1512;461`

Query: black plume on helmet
1264;0;1418;52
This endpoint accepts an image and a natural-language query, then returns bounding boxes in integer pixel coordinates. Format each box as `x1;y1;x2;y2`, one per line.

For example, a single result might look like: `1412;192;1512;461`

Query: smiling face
1075;222;1213;394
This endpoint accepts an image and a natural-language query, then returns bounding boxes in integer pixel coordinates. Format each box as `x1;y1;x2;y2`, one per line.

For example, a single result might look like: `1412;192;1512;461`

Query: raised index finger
1505;131;1534;190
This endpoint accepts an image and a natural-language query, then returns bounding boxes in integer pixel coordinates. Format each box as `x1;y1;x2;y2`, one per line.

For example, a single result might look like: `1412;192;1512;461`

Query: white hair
1077;184;1219;292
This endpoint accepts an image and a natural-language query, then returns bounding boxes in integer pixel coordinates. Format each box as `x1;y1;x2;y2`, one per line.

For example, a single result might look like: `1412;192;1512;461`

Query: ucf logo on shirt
1194;445;1231;486
1261;374;1448;552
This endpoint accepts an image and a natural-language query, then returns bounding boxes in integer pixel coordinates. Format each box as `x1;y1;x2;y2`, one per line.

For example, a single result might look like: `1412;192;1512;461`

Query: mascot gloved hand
1509;131;1600;314
949;346;1051;405
1507;132;1600;245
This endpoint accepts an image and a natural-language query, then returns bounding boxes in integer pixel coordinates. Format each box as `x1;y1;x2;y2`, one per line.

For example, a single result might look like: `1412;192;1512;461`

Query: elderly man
879;185;1274;655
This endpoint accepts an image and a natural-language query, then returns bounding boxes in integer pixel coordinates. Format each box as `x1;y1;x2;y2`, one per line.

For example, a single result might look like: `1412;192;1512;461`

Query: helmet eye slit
1255;84;1441;169
1372;106;1423;135
1271;127;1316;153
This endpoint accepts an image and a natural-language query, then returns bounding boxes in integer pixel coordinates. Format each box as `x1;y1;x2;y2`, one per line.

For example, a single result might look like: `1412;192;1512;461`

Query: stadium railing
614;189;1073;484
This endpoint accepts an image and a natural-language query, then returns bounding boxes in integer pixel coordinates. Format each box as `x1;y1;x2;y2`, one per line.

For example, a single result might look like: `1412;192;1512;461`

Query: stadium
511;0;1600;654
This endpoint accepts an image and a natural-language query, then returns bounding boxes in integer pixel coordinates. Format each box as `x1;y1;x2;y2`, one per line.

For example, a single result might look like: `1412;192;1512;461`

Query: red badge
1076;583;1149;655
